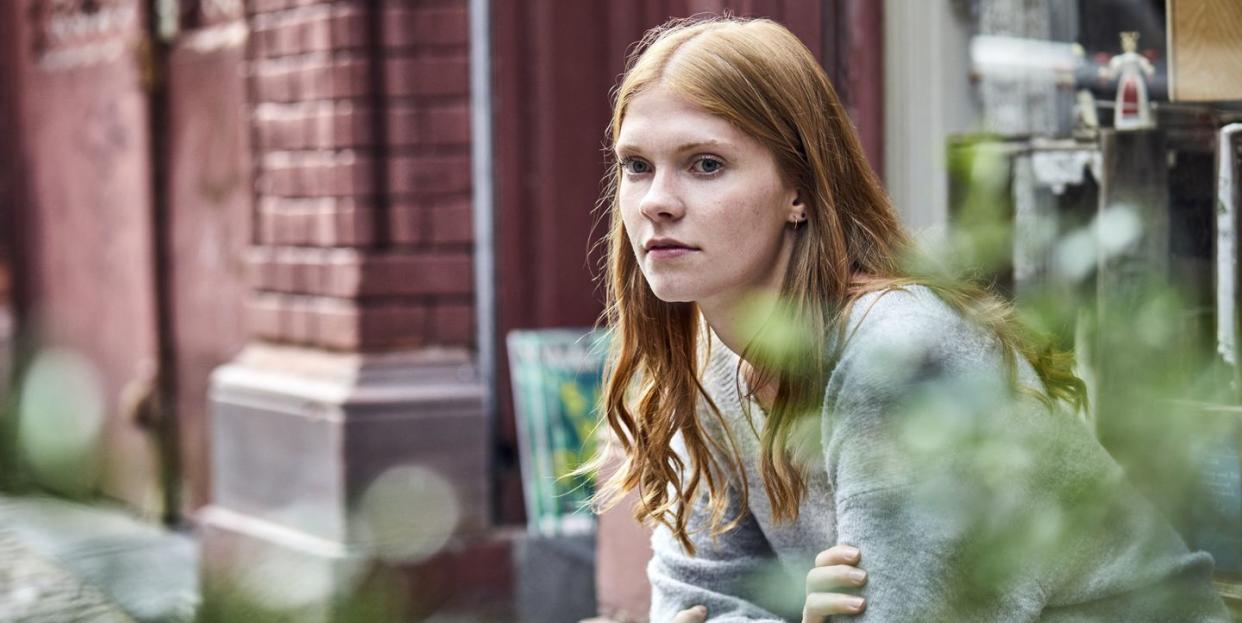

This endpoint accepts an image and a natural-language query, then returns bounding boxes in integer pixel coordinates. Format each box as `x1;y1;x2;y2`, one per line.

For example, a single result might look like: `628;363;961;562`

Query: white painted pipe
469;0;497;521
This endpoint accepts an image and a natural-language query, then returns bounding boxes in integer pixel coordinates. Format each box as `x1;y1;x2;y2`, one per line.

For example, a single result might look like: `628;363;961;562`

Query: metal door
3;0;167;514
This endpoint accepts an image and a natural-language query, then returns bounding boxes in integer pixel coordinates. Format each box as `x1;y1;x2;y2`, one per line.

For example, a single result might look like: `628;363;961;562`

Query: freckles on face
615;84;797;304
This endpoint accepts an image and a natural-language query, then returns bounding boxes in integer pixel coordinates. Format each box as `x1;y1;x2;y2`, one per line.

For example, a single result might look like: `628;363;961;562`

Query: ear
787;190;805;222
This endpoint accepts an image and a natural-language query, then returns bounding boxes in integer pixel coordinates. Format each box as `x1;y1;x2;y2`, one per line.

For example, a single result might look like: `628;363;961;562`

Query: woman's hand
803;544;867;622
669;544;866;622
671;604;707;622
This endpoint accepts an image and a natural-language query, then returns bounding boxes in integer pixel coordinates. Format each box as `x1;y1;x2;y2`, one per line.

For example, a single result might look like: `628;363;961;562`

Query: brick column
200;0;489;619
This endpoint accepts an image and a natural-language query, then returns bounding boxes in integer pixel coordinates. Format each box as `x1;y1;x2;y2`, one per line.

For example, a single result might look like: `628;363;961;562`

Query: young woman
590;15;1230;623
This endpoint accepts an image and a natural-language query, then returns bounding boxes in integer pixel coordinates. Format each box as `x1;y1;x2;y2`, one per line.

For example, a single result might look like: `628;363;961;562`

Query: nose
638;170;685;222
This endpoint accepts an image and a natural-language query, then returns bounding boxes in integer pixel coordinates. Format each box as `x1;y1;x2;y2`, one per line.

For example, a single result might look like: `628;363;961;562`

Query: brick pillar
200;1;490;619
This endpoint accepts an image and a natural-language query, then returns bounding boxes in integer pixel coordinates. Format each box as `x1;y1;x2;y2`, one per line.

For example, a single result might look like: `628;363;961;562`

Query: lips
644;238;698;260
644;237;697;252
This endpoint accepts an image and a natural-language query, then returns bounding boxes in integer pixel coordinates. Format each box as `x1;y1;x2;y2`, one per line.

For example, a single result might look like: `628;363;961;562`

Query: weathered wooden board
1168;0;1242;101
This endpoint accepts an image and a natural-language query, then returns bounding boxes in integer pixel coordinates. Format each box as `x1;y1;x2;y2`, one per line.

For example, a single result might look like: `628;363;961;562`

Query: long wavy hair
587;16;1087;553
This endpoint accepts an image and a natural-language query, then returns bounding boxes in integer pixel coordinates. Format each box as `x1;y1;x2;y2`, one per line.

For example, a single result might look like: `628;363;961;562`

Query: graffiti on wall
30;0;137;69
190;0;243;26
30;0;245;68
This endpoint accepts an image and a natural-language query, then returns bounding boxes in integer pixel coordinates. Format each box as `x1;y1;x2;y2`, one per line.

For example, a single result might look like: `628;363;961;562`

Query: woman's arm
648;478;795;622
823;339;1048;621
827;365;1229;621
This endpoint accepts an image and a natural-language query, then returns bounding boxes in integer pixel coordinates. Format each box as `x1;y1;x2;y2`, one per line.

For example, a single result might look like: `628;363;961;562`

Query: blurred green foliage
722;135;1242;617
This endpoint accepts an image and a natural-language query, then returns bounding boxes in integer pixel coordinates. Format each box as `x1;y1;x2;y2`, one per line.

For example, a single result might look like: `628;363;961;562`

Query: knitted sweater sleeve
648;437;794;622
820;288;1230;621
647;500;794;622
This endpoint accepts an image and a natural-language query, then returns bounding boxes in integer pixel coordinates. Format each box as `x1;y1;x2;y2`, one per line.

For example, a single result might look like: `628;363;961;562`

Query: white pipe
1217;124;1242;366
469;0;497;523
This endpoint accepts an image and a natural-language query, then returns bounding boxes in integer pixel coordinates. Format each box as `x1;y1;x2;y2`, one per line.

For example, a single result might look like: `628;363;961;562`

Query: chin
645;278;703;303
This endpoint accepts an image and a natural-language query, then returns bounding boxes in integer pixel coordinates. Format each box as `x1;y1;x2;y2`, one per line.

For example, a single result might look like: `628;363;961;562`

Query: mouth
645;242;698;260
644;238;698;253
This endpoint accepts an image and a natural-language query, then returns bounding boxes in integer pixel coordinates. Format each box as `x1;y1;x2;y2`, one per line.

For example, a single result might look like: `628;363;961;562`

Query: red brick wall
245;0;473;352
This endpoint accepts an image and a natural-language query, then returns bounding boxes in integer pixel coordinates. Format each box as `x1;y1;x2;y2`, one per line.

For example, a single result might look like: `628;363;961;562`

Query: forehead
616;85;748;151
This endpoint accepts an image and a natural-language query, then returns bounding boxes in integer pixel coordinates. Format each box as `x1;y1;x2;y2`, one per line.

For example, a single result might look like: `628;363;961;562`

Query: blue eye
620;158;650;175
693;157;724;174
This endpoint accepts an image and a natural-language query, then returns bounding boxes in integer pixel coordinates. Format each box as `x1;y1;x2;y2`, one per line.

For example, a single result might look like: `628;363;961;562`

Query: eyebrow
613;140;729;157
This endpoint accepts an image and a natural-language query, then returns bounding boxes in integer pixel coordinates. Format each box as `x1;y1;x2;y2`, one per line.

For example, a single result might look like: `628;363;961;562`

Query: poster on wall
507;329;610;536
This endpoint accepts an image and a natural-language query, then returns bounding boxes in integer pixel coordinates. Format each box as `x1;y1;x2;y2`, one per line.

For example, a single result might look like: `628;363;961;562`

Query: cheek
709;187;785;244
713;221;779;271
702;191;787;272
618;196;642;248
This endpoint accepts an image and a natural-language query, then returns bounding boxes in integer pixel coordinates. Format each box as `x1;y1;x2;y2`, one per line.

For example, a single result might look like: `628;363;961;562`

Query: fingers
671;605;707;623
814;544;861;567
803;544;866;623
805;564;867;593
803;592;866;618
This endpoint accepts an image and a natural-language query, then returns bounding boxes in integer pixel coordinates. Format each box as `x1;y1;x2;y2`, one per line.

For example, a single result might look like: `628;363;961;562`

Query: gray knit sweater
648;285;1230;622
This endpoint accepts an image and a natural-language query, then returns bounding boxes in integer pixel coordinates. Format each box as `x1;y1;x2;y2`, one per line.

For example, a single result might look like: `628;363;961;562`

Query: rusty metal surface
11;0;163;511
165;20;251;514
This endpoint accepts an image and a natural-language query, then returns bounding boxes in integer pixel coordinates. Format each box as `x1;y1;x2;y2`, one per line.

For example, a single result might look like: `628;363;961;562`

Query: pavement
0;528;133;622
0;492;608;622
0;494;198;623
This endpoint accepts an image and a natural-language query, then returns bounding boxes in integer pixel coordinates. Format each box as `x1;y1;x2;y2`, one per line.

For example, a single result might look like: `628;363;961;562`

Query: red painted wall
1;2;258;517
8;0;164;510
165;14;253;513
0;1;24;306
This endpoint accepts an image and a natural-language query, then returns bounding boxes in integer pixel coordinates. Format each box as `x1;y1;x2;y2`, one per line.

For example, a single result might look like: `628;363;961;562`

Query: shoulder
840;284;963;342
821;287;1028;498
820;286;1034;464
831;284;1004;390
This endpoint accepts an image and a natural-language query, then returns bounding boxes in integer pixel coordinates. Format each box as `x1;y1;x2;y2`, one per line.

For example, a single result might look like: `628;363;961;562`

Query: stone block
202;345;490;619
206;345;487;542
514;532;598;623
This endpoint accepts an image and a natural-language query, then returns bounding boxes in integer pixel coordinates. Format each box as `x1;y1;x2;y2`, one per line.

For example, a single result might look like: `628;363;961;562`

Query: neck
698;291;774;364
700;228;804;404
698;260;791;362
699;292;778;408
697;235;796;401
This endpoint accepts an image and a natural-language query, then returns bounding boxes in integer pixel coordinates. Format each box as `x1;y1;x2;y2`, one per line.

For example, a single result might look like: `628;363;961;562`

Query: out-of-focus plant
0;375;18;490
11;347;107;498
717;136;1239;617
197;564;409;623
355;464;461;565
196;462;493;622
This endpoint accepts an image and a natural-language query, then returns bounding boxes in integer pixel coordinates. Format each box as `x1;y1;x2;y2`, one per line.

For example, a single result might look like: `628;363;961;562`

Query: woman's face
616;84;800;309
